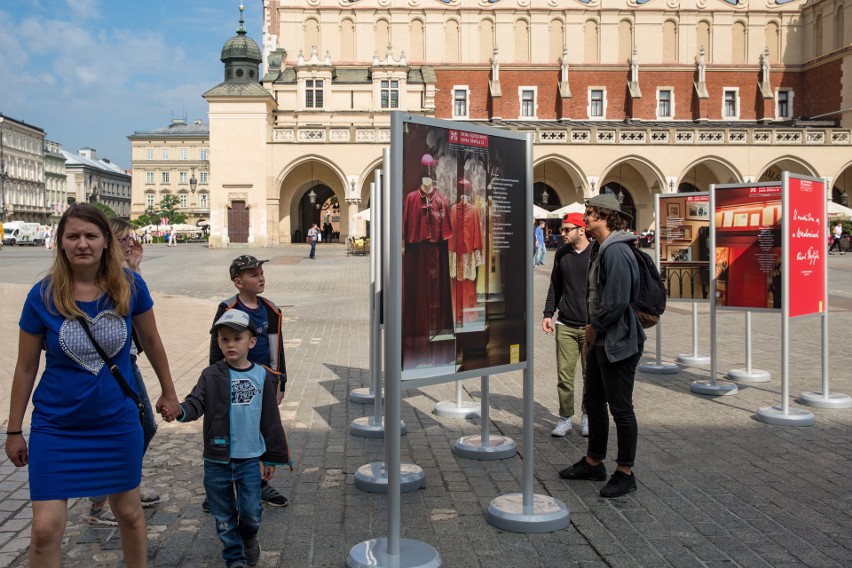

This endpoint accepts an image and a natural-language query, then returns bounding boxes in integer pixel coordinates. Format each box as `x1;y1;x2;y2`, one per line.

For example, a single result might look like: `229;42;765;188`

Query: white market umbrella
547;202;586;219
532;204;550;219
828;200;852;219
354;208;371;221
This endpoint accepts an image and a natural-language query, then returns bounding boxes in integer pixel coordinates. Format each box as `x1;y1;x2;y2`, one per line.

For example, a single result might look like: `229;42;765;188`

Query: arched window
835;7;844;50
340;19;355;61
479;20;494;63
305;18;320;56
732;21;746;63
515;19;530;62
584;20;599;63
697;21;711;62
376;19;390;56
550;19;564;63
815;13;823;57
663;20;678;62
410;19;425;62
765;22;780;62
618;20;633;63
446;20;460;61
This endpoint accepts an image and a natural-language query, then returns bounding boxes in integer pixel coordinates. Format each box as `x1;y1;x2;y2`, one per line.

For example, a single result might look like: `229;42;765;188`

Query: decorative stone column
347;197;362;239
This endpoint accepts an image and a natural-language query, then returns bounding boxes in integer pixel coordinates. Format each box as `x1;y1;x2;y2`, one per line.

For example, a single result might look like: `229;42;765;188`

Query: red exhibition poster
787;176;826;317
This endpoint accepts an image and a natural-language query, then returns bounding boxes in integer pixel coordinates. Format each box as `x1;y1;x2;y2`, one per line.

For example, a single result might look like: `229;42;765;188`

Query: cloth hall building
188;0;852;247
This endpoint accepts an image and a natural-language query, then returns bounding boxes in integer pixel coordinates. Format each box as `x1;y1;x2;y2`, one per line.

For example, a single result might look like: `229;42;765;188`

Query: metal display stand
725;312;771;383
453;376;516;460
485;134;570;534
798;302;852;409
434;379;481;418
677;303;711;365
638;320;679;374
691;183;738;396
347;141;437;568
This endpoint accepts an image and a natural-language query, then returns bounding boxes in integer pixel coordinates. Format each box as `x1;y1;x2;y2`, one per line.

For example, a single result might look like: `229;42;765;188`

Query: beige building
0;114;47;223
62;148;131;218
197;0;852;247
44;140;68;224
128;119;211;228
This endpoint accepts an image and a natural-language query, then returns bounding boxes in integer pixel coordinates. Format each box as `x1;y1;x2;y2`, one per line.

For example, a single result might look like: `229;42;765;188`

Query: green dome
221;33;261;63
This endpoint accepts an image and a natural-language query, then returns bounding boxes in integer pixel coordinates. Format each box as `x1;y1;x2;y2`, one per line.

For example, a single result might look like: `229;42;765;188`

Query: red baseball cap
562;212;586;229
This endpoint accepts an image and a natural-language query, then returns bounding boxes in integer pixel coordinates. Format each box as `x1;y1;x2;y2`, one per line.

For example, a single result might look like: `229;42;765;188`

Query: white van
2;221;44;246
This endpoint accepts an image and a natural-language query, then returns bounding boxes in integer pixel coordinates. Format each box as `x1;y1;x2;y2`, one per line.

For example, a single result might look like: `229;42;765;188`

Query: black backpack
626;244;667;328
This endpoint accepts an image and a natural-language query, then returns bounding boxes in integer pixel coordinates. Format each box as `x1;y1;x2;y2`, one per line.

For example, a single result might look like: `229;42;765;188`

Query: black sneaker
243;536;261;566
600;470;637;498
260;483;288;507
559;457;607;481
201;497;210;513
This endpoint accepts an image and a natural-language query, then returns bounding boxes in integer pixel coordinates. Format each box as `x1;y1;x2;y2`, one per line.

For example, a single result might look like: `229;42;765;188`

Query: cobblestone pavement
0;243;850;567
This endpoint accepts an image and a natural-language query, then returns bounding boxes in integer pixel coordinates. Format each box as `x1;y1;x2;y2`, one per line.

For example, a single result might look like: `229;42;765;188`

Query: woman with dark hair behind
4;204;180;567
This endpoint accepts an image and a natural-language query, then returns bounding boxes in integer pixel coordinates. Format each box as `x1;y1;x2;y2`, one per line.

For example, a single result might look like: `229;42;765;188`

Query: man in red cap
542;212;591;437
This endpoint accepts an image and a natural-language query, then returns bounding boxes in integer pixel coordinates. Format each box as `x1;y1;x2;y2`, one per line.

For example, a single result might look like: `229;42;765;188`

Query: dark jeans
583;344;643;468
310;238;317;258
204;458;263;567
91;357;156;504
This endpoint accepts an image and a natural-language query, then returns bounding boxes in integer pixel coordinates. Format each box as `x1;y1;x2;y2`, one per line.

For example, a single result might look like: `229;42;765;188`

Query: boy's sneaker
202;498;211;513
227;563;247;568
580;413;589;437
600;470;637;498
140;488;160;508
559;457;607;481
243;537;261;566
87;503;118;526
261;484;288;507
550;416;573;437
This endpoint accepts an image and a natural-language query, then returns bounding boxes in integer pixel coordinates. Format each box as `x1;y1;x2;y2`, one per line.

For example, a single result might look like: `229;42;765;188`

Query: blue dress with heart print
19;271;153;500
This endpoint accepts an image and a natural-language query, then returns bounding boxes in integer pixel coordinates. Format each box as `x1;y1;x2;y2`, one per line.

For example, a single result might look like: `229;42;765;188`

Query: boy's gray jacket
210;294;287;388
178;360;290;466
588;230;647;362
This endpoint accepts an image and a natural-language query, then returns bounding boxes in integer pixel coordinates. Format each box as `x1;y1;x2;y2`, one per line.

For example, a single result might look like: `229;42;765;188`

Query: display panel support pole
434;379;480;418
453;375;516;460
726;311;770;383
799;299;852;408
677;302;710;365
485;134;569;534
348;141;436;567
639;318;678;374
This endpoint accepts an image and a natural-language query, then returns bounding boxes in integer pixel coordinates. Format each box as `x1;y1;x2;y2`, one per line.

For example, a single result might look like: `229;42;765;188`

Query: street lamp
189;167;198;193
308;188;316;205
842;191;849;207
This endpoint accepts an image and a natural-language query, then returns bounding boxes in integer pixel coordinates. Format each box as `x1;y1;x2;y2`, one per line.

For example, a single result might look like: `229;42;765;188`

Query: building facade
127;119;211;227
0;114;47;223
44;140;68;224
62;148;132;218
200;0;852;247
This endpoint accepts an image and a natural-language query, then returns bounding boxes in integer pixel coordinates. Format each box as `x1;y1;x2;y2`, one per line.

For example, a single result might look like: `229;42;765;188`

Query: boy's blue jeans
204;457;263;567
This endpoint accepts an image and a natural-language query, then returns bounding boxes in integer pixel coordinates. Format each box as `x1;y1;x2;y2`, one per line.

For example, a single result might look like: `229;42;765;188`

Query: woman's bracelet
5;431;23;436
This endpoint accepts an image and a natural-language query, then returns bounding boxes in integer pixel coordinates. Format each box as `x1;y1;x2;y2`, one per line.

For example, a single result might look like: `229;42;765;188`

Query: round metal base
347;538;442;568
353;461;426;494
639;362;679;374
486;493;570;533
433;400;480;419
798;391;852;409
691;380;738;396
349;417;406;439
350;388;377;404
452;435;517;461
755;405;815;426
727;368;771;383
677;353;711;366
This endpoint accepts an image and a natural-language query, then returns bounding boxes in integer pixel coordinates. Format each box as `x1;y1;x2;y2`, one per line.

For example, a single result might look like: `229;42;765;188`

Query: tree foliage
131;194;187;228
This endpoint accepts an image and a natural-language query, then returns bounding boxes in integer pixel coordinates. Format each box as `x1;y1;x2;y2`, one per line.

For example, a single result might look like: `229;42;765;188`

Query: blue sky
0;0;263;169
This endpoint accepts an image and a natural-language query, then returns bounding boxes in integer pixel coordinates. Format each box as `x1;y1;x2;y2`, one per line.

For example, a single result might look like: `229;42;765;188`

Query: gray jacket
588;230;646;362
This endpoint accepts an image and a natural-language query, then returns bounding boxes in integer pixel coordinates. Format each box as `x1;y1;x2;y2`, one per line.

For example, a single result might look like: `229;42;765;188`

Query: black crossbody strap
76;316;144;415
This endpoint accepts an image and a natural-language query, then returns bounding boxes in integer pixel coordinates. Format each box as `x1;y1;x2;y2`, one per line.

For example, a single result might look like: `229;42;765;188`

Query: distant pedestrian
307;224;319;259
168;226;177;248
543;213;591;438
4;204;180;565
559;194;645;499
534;220;546;265
179;309;289;568
43;227;52;250
829;222;844;255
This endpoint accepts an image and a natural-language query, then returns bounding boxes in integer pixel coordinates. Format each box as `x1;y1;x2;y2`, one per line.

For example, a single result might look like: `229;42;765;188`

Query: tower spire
237;4;246;34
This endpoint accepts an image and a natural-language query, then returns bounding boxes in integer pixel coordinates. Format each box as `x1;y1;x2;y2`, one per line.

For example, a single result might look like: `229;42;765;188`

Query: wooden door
228;201;249;243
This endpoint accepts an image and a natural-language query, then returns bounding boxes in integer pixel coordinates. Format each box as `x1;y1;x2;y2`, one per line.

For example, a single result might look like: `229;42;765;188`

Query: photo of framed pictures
676;225;692;241
667;245;693;262
687;202;709;220
667;202;682;219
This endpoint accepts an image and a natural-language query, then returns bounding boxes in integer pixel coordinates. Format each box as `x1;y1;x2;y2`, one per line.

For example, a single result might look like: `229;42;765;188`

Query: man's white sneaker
551;416;573;437
580;413;589;437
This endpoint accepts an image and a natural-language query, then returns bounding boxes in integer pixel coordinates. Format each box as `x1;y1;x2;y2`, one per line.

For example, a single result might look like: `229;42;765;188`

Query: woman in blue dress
4;204;181;567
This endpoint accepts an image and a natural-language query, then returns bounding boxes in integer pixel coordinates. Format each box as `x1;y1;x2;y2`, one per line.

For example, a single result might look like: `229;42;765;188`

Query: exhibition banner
396;115;529;381
657;192;710;302
786;175;826;318
713;183;782;311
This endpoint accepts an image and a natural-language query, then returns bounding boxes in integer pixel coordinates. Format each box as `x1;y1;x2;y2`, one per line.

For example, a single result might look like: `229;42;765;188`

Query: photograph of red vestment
448;198;483;324
402;185;455;371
